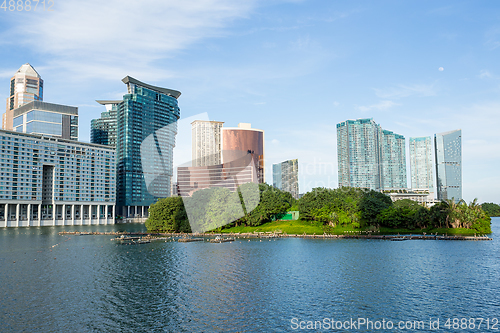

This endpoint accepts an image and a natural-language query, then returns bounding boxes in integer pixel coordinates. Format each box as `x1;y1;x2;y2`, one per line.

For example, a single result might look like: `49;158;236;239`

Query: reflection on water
1;219;499;332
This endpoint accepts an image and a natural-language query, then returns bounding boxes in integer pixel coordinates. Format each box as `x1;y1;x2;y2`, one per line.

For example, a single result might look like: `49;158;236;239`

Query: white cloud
358;100;399;112
4;0;259;80
373;83;438;99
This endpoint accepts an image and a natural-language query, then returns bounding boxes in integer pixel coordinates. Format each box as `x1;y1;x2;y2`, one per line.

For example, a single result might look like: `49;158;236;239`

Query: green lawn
219;219;325;235
216;220;487;236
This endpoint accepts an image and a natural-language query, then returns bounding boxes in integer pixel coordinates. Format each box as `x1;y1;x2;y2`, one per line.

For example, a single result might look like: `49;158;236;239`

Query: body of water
1;218;499;332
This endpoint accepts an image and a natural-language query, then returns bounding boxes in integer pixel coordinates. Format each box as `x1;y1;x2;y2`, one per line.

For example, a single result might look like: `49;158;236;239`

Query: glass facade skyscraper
115;76;180;215
435;129;462;202
273;159;299;199
91;100;120;147
409;136;434;193
337;118;406;190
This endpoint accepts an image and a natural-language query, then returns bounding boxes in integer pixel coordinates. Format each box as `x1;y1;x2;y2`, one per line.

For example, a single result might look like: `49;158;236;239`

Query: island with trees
146;185;493;235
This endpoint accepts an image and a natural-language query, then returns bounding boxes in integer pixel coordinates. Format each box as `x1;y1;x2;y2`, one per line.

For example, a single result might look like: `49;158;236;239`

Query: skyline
1;0;500;203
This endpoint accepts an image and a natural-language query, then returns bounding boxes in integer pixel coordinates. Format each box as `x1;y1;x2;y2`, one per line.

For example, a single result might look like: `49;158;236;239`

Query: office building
337;118;406;190
191;120;224;166
435;129;462;202
3;63;44;131
273;159;299;199
177;152;258;197
409;136;434;195
380;130;406;189
0;129;116;227
12;101;78;140
222;123;265;183
91;100;120;146
115;76;181;217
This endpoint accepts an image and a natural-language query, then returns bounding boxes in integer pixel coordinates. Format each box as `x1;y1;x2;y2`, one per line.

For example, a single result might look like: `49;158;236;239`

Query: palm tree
441;198;462;228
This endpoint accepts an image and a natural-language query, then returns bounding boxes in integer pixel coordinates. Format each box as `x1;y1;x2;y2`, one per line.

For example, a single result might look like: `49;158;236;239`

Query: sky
1;0;499;203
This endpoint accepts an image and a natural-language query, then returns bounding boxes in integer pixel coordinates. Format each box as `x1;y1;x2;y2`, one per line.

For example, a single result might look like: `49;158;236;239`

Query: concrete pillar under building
28;203;31;226
63;204;66;225
37;204;41;226
15;203;19;227
52;204;56;226
72;204;75;225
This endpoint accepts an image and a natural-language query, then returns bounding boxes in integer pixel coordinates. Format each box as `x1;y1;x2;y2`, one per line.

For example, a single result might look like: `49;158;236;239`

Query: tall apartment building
222;123;265;183
90;100;120;146
3;63;43;130
435;129;462;202
12;101;78;140
409;136;434;195
337;118;406;190
99;76;180;217
380;130;406;189
0;130;116;227
191;120;224;166
273;159;299;199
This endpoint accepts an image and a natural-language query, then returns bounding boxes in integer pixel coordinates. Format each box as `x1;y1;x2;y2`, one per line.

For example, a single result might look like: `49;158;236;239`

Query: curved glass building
434;129;462;202
222;123;265;183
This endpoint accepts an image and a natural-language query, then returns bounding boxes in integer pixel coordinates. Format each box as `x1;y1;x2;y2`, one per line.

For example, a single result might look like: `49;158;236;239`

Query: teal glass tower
115;77;180;216
91;100;120;147
337;118;406;190
435;129;462;202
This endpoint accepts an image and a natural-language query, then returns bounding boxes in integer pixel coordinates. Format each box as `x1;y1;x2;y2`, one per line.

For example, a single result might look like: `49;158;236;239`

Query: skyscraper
106;76;180;217
337;118;406;190
91;100;120;147
337;118;382;189
435;129;462;202
3;63;44;130
191;120;224;166
222;123;265;183
409;136;434;194
380;130;407;189
273;159;299;199
12;101;78;140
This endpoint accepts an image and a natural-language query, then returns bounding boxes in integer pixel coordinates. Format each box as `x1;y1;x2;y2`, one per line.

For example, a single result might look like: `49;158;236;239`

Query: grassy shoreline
218;219;489;236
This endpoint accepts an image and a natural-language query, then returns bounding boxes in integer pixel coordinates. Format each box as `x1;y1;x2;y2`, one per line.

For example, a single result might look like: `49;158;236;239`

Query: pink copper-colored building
222;123;265;184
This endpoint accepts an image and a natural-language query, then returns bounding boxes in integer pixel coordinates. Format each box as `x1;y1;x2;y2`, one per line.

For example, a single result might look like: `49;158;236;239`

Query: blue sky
1;0;500;203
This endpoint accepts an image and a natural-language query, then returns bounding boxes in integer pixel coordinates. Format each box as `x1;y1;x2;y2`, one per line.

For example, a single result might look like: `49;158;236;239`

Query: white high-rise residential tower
191;120;224;167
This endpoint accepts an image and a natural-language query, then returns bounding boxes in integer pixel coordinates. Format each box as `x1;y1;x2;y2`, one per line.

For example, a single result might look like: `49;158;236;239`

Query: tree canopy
481;202;500;217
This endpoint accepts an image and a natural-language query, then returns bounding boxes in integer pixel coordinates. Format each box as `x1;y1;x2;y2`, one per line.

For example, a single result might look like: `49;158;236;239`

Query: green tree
146;196;189;233
359;190;392;225
481;202;500;217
